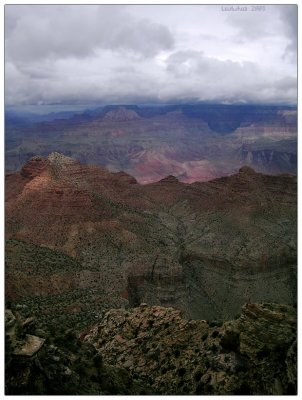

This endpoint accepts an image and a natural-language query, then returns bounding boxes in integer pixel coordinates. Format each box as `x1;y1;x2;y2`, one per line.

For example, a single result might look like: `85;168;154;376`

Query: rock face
238;142;297;176
5;308;147;395
20;155;48;178
83;303;297;395
5;154;296;326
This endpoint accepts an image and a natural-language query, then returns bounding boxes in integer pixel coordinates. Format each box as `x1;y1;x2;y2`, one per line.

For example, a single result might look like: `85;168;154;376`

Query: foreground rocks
5;303;297;395
84;303;297;395
5;309;147;395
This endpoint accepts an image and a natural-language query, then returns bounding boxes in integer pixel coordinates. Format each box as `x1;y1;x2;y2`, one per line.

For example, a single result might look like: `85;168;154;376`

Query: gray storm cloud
279;6;298;61
5;5;297;106
6;5;174;61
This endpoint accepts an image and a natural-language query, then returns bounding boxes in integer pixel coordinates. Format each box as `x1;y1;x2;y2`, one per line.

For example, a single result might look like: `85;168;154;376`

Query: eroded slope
6;154;297;322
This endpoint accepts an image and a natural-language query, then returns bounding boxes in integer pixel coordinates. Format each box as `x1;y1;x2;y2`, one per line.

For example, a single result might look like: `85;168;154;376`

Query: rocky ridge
83;302;297;395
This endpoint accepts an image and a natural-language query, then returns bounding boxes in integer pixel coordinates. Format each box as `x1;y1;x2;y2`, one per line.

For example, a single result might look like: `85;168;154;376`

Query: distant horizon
5;101;298;116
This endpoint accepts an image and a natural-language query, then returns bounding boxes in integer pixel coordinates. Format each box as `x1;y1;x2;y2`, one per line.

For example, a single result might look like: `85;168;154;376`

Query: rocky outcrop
84;303;297;395
20;156;48;178
158;174;179;184
238;165;256;175
5;303;297;395
5;308;147;395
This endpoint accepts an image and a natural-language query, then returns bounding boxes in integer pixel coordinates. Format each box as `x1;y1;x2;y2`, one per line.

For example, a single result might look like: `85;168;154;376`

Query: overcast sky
5;4;297;107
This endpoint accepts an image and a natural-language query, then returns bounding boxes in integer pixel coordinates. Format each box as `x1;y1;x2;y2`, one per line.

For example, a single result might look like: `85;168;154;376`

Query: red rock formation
5;154;297;320
20;156;48;179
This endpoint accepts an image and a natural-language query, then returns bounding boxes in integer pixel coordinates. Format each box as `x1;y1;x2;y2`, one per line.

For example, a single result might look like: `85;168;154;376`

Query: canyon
6;152;296;332
5;3;298;393
5;150;297;395
6;104;297;183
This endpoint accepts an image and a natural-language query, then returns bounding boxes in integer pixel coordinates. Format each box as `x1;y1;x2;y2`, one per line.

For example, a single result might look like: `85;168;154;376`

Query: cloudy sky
5;4;297;107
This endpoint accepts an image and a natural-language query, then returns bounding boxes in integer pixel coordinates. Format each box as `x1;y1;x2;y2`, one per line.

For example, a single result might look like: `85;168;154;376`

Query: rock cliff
83;302;297;395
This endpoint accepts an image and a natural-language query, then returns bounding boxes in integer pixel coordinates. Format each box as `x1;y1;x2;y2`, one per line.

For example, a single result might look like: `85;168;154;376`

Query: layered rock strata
6;154;297;323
